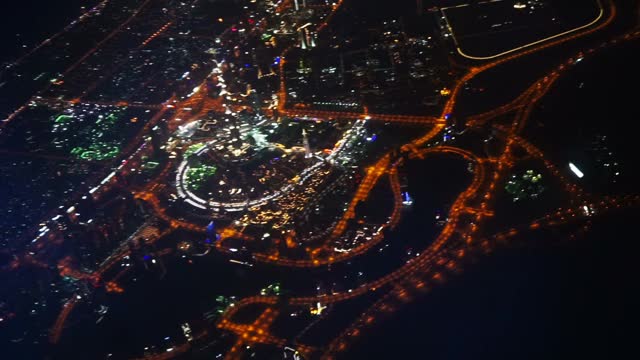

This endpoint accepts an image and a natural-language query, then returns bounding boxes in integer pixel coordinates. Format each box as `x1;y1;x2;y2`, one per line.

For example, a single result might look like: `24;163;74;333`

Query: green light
184;143;207;158
143;161;160;170
55;115;73;124
260;282;282;296
72;142;120;161
185;164;217;190
54;108;125;160
505;170;544;202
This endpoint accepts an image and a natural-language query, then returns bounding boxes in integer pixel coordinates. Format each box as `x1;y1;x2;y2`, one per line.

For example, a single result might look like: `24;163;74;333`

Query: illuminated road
282;108;443;125
1;0;111;74
441;0;606;60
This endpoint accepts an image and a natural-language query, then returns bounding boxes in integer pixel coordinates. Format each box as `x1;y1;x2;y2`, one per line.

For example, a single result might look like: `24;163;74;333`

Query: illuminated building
298;24;316;49
302;128;312;158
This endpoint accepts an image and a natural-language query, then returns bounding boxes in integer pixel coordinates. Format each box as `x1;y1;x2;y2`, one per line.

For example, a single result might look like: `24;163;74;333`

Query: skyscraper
302;128;312;158
294;0;307;11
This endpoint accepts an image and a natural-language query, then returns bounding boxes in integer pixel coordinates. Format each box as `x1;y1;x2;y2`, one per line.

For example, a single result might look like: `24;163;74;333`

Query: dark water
343;210;640;360
528;40;640;195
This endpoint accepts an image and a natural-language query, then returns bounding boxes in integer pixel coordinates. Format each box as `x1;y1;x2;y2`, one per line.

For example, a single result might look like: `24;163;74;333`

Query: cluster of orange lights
140;21;173;47
105;281;124;294
218;306;287;359
329;155;390;240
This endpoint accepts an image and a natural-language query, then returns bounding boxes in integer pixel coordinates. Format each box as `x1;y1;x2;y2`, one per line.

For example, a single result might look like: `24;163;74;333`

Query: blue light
206;221;217;243
206;221;216;233
444;113;451;120
143;255;151;261
370;134;377;142
402;192;413;205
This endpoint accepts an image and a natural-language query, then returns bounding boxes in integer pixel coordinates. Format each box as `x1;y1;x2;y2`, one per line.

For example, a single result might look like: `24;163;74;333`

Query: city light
3;0;638;358
569;162;584;178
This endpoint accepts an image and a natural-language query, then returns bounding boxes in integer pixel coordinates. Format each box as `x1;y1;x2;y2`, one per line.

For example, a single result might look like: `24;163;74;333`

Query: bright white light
569;162;584;178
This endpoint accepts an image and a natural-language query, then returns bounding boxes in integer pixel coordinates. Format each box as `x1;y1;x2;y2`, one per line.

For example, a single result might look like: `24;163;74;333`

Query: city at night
1;0;639;359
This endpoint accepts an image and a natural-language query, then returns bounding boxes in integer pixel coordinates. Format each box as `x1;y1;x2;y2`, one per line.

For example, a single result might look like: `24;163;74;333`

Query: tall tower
299;29;307;49
302;128;312;158
298;27;316;49
294;0;306;11
306;29;316;48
